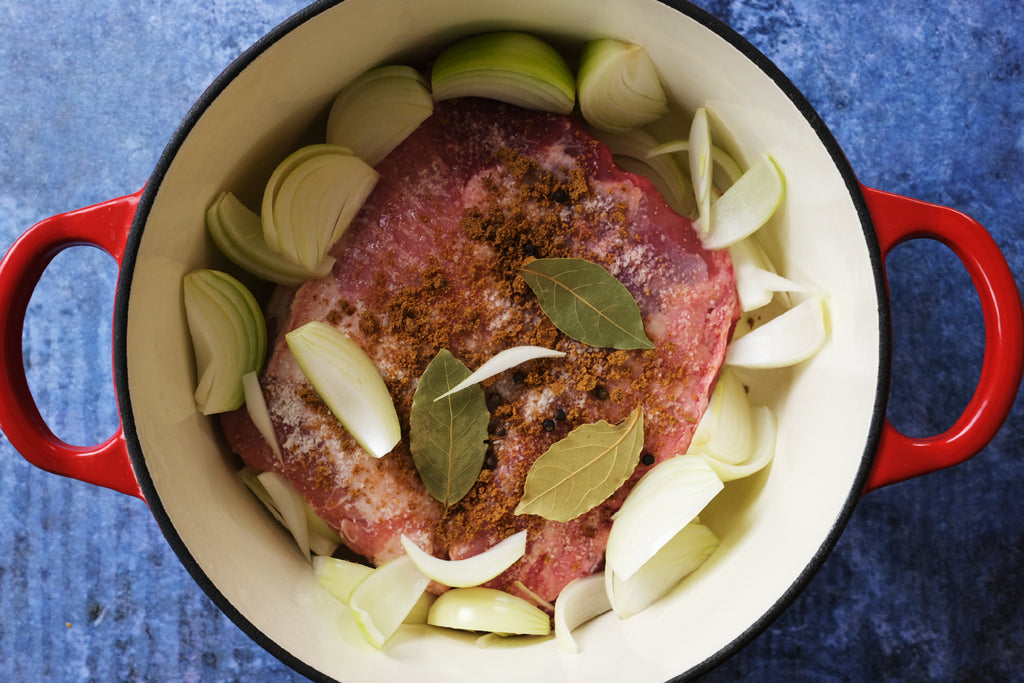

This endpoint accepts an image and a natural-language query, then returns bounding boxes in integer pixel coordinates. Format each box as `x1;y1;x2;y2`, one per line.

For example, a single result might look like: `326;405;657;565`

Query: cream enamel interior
124;0;882;680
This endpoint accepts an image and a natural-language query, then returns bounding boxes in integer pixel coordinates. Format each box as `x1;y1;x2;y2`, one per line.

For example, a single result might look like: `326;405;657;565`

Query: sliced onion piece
686;368;753;466
313;555;434;624
431;32;575;115
262;144;379;270
434;347;565;401
348;555;431;648
326;65;434;166
605;522;719;619
285;321;401;458
728;236;804;312
262;144;340;254
554;573;610;654
689;107;713;233
699;153;785;250
427;587;551;636
597;127;696;217
183;269;266;414
313;556;373;604
237;466;281;522
725;295;830;369
207;191;333;287
242;371;282;464
256;471;311;558
647;139;745;189
577;38;668;132
606;455;723;581
698;406;777;481
305;508;343;557
400;530;527;588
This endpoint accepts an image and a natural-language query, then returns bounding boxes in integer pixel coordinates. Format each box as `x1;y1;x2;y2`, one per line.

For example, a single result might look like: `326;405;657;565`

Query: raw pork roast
221;98;739;602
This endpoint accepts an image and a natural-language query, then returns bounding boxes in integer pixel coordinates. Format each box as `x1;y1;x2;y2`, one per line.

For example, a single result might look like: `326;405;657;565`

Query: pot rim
111;1;891;680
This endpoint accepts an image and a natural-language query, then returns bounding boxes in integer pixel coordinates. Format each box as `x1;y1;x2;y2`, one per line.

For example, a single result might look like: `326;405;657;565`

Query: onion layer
206;191;333;287
725;295;830;369
261;144;379;270
400;530;527;588
554;573;611;653
183;269;266;415
700;153;786;250
427;587;551;636
431;32;575;115
348;555;431;648
606;522;719;618
577;38;668;132
285;321;401;458
606;455;723;581
326;65;434;166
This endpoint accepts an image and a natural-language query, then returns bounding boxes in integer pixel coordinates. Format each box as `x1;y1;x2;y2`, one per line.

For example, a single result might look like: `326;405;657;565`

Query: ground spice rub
220;97;740;602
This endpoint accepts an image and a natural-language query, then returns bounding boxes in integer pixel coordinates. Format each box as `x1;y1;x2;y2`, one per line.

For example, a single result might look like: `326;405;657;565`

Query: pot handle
0;190;145;500
861;186;1024;493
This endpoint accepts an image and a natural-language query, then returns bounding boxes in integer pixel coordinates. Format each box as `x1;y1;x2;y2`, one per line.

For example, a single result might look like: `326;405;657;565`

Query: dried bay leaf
515;407;645;522
520;258;654;350
410;349;490;507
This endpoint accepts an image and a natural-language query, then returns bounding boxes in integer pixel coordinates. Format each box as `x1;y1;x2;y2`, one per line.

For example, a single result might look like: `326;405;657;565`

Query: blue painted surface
1;1;1021;680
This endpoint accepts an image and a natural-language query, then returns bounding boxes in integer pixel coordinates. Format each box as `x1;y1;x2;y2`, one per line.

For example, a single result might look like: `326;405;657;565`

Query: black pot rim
112;1;891;680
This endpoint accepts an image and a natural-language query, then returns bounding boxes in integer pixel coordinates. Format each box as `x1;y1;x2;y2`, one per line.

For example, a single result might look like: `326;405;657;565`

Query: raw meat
221;98;739;603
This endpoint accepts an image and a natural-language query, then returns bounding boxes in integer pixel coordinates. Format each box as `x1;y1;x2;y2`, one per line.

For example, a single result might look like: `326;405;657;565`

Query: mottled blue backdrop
1;1;1021;681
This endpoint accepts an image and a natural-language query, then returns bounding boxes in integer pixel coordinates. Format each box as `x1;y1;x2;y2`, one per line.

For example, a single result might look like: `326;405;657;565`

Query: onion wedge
206;191;333;287
725;295;830;369
554;573;611;653
686;368;753;466
326;65;434;166
699;153;785;250
427;587;551;636
400;530;527;588
313;556;433;624
577;38;668;132
313;556;372;604
285;321;401;458
728;236;803;312
605;522;719;618
606;455;723;581
242;371;282;464
689;107;713;233
348;555;431;648
255;471;311;558
431;32;575;115
698;406;778;482
183;269;266;415
261;144;379;270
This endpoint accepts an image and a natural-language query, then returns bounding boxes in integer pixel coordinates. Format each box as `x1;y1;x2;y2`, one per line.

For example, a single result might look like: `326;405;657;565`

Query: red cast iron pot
1;0;1021;680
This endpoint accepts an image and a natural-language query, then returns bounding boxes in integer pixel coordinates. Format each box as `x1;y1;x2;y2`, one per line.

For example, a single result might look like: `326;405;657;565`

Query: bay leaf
409;349;490;507
520;258;654;350
515;407;645;522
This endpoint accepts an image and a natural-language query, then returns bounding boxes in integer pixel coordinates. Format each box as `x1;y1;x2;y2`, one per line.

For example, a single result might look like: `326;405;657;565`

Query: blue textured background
1;1;1021;680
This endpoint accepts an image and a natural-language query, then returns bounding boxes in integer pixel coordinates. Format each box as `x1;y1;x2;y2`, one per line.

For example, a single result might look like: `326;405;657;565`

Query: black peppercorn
595;385;610;401
542;418;556;432
554;408;567;421
551;187;569;203
641;452;655;466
